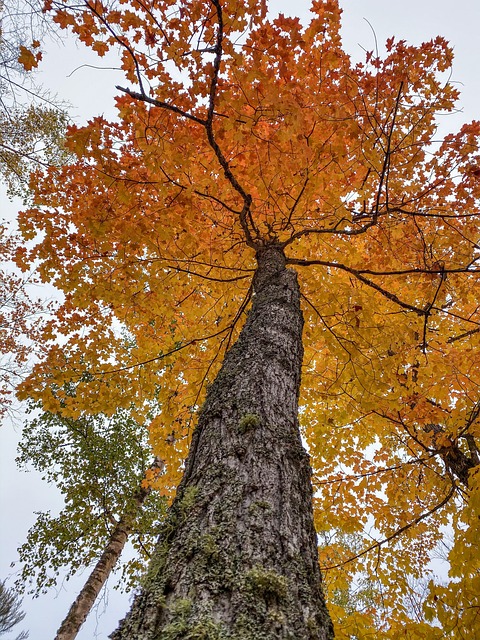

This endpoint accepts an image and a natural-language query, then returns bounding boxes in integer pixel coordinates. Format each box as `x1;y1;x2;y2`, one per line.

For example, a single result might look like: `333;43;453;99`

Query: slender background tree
0;0;68;198
0;579;28;639
13;406;167;639
0;0;68;417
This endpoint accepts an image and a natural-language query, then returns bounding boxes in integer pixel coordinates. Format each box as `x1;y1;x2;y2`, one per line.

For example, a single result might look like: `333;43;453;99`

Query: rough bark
111;245;334;640
55;458;164;640
424;424;477;487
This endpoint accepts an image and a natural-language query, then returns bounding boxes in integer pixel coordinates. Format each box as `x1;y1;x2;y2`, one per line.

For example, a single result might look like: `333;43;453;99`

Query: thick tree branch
286;257;480;277
424;424;476;488
115;86;206;125
291;257;427;315
202;0;257;248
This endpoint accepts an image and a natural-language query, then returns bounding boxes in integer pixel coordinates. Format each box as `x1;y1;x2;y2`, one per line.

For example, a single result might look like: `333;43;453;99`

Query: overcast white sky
1;1;479;638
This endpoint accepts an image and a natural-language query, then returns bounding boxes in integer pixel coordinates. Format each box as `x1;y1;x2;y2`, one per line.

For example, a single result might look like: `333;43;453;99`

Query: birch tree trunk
55;458;164;640
111;245;334;640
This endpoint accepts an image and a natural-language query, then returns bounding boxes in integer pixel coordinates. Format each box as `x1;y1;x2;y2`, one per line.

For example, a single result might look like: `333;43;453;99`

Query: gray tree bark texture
111;245;334;640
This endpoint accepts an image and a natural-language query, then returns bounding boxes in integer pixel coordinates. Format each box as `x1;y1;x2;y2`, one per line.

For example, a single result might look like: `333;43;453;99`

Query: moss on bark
111;246;334;640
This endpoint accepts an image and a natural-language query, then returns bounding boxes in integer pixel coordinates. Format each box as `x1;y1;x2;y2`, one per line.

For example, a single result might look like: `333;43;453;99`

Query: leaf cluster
0;0;70;198
15;405;167;595
0;225;47;419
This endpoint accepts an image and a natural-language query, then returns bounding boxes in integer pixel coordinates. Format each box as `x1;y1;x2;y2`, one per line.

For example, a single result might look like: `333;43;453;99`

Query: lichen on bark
111;245;334;640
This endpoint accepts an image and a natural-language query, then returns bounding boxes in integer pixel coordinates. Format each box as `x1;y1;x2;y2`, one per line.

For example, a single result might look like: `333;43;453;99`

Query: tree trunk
55;458;164;640
111;245;334;640
424;424;477;487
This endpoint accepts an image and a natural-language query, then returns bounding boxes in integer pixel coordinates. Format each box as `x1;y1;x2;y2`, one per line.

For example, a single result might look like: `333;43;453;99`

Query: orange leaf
18;45;42;71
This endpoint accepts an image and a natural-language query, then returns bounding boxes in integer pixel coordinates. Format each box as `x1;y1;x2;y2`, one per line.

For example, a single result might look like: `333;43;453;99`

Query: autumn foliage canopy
15;0;480;636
